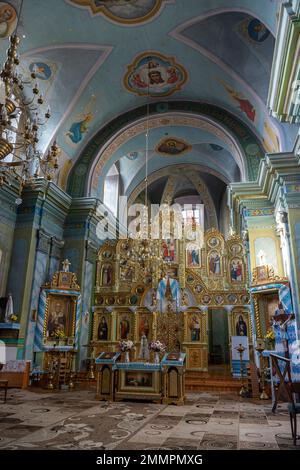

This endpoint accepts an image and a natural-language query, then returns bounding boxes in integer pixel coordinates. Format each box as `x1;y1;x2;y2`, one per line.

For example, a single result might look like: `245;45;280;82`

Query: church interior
0;0;300;454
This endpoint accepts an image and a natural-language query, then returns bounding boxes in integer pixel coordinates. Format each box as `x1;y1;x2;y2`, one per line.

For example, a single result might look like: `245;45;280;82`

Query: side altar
33;260;81;389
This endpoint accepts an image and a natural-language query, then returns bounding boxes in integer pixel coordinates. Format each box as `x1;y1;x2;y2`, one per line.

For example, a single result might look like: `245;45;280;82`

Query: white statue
139;334;150;361
4;293;14;323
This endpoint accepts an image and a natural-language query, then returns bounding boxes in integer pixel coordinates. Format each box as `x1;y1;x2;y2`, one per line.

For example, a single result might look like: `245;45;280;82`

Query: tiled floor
0;388;298;450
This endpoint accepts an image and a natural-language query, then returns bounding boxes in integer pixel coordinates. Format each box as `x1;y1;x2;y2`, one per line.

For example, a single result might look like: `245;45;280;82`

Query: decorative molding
268;0;300;122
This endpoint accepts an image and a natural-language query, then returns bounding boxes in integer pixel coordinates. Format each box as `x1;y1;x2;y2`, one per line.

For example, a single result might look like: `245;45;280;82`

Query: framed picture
58;272;73;289
117;312;133;341
230;243;242;255
233;311;249;337
207;236;220;248
188;313;201;342
101;263;113;286
137;311;153;340
186;242;201;268
97;313;111;341
230;258;243;282
208;250;221;275
161;239;177;263
46;294;73;339
125;371;153;388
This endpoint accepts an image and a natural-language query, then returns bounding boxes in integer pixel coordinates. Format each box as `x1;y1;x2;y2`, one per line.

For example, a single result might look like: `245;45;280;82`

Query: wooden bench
0;360;31;389
0;379;8;402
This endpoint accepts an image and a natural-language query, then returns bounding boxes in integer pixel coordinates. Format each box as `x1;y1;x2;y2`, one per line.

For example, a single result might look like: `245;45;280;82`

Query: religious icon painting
46;295;72;339
215;295;224;305
188;313;201;342
120;264;134;283
156;137;191;157
0;2;18;39
208;250;221;275
195;284;203;294
117;296;126;306
186;242;201;268
69;0;166;25
105;296;115;306
202;294;211;305
207;236;220;248
96;296;104;306
58;271;73;289
230;243;242;255
129;294;138;306
102;249;113;260
186;274;195;284
241;294;250;304
137;312;152;340
227;294;238;304
234;312;248;337
161;239;177;263
117;313;133;341
101;263;113;286
97;314;110;341
230;258;243;282
124;52;187;97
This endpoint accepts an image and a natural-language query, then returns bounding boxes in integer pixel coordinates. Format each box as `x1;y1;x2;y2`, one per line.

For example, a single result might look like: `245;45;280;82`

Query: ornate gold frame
43;293;77;341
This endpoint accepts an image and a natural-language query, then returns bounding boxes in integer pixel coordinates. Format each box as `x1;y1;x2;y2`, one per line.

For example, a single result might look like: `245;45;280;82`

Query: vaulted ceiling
1;0;298;202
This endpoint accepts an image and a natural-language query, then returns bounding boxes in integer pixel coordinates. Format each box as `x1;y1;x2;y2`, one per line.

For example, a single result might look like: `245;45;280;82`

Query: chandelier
0;33;60;191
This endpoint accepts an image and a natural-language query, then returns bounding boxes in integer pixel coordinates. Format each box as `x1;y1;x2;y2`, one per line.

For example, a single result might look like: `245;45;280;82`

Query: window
103;164;119;216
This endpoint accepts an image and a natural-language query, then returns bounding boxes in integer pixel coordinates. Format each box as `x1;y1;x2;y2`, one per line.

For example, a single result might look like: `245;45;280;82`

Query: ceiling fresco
124;51;187;97
0;0;298;199
68;0;169;25
0;1;18;38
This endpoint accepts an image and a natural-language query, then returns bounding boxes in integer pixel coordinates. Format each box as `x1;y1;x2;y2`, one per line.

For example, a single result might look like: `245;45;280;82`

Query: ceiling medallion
156;137;191;156
69;0;166;25
124;51;187;97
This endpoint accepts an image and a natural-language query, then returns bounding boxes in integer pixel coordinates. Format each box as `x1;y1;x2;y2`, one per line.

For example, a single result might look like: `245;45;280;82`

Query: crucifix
62;259;71;272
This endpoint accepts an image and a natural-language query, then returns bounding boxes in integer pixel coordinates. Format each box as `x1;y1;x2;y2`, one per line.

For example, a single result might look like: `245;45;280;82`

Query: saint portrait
0;2;17;39
186;243;200;267
102;264;113;286
230;259;243;282
156;137;191;156
208;251;221;274
161;239;176;262
124;52;187;97
98;315;109;341
235;314;248;337
189;315;200;342
119;315;130;340
47;297;69;337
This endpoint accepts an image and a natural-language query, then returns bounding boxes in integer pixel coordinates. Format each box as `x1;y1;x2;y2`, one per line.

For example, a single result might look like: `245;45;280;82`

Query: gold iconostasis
91;229;252;371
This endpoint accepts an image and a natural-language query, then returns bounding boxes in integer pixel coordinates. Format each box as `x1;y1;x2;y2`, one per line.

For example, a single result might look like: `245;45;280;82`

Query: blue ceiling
1;0;299;198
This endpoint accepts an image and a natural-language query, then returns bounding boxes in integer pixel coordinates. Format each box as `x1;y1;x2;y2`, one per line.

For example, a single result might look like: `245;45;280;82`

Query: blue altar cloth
161;352;186;366
113;362;161;371
95;352;121;364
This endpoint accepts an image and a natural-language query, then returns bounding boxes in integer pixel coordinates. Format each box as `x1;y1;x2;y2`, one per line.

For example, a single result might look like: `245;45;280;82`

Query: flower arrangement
9;314;18;322
149;340;166;353
264;329;275;349
51;329;66;340
119;340;135;352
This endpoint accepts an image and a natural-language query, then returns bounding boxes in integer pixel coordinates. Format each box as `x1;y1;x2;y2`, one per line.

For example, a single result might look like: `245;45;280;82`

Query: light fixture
0;7;60;193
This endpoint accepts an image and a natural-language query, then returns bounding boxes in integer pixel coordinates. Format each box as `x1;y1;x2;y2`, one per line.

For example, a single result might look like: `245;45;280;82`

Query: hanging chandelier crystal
0;33;60;191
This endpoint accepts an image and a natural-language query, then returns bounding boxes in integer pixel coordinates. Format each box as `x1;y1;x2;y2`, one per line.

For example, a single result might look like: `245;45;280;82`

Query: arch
66;101;265;198
127;164;219;229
